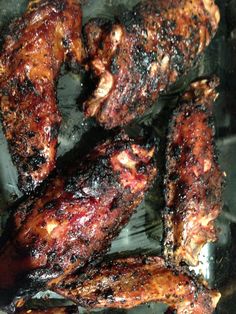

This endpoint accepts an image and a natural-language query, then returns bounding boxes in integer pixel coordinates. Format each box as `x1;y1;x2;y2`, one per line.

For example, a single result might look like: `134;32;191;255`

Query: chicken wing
0;0;84;193
164;78;224;266
83;0;220;129
0;134;157;307
54;256;221;314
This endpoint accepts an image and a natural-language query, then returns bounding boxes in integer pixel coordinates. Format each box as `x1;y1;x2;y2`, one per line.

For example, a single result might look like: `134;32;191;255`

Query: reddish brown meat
54;256;221;314
0;134;157;306
164;78;224;266
83;0;220;129
0;0;84;193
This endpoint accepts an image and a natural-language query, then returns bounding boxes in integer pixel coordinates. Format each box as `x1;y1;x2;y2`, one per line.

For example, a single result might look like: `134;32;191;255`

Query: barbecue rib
83;0;220;129
164;78;224;266
53;256;221;314
0;134;157;306
0;0;84;193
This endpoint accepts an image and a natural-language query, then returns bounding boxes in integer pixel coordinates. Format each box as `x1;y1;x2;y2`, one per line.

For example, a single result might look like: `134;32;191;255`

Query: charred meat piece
83;0;220;129
0;0;84;193
0;134;157;305
54;256;221;314
164;78;224;266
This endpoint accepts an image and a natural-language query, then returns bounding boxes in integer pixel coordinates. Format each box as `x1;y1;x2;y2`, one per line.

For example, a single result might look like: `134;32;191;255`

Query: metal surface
0;0;236;313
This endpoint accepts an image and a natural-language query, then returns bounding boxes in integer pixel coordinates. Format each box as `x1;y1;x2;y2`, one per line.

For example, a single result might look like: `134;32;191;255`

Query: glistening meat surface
83;0;220;128
164;78;224;266
0;134;157;307
0;0;84;193
54;256;221;314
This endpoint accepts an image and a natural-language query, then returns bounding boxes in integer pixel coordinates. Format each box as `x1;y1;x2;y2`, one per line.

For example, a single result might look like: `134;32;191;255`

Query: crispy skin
54;256;220;314
0;0;84;193
164;78;224;266
83;0;220;129
0;134;157;305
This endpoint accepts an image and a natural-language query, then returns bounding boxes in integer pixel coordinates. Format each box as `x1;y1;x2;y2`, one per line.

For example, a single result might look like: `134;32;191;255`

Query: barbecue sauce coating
0;134;157;303
164;78;224;266
83;0;220;129
0;0;84;193
54;256;221;314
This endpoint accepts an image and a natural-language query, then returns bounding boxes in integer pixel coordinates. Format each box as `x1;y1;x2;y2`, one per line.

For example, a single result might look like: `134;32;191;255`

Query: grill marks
83;0;220;129
0;0;84;193
164;78;224;267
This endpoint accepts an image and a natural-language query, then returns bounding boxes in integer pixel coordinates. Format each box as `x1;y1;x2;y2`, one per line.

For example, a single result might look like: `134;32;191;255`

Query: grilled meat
0;134;157;306
164;78;224;266
54;256;221;314
83;0;220;129
0;0;84;193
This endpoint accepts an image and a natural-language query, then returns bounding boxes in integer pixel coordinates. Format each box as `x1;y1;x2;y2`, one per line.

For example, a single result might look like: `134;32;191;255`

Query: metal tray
0;0;236;313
